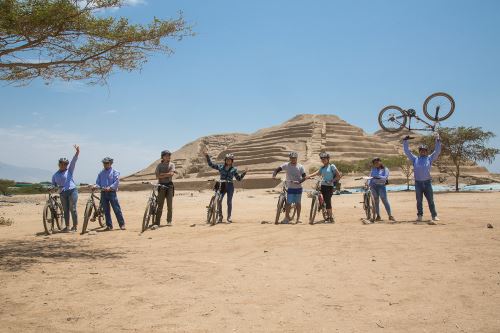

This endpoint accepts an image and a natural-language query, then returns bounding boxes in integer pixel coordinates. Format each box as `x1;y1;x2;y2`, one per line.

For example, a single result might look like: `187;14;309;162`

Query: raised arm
429;138;442;162
206;155;221;171
403;139;416;162
68;145;80;174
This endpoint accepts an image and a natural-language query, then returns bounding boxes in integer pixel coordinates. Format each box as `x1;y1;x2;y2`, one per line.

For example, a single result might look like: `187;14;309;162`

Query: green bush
0;179;15;195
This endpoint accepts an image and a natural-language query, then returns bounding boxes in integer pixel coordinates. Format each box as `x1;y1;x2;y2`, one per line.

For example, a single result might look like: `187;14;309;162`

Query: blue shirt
96;168;121;191
369;167;390;186
404;139;441;181
319;164;338;186
52;154;78;192
206;156;246;182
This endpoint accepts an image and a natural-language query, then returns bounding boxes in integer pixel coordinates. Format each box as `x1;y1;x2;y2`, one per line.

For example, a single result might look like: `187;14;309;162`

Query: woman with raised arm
305;152;342;223
51;145;80;232
369;157;395;222
203;147;247;223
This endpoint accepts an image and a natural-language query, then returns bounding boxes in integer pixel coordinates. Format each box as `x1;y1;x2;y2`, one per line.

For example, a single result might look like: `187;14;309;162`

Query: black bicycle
42;186;64;235
355;177;377;223
274;180;298;224
81;185;105;234
378;92;455;133
206;179;231;226
142;182;171;232
308;178;329;225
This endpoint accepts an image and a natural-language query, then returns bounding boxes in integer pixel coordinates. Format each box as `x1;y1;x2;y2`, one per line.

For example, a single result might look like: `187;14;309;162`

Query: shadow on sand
0;238;125;272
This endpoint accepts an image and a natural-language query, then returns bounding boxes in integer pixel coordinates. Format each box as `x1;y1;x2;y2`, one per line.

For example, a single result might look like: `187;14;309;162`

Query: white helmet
288;152;298;158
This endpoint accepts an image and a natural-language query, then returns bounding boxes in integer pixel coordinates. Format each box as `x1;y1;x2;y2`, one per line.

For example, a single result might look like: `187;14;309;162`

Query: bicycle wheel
97;205;105;227
42;203;55;235
55;201;64;230
275;195;285;224
309;196;318;224
423;92;455;121
363;193;372;221
206;196;215;224
369;193;377;222
81;201;93;235
378;106;408;133
142;199;155;232
209;196;218;226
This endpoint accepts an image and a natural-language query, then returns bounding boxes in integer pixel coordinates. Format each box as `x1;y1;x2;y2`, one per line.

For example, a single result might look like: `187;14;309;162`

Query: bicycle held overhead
378;92;455;133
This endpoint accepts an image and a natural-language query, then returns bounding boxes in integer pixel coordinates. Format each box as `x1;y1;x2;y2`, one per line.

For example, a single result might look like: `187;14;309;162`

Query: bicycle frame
404;109;439;132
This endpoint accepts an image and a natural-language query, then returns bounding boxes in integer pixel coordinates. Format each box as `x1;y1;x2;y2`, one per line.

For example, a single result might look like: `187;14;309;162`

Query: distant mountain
0;161;53;183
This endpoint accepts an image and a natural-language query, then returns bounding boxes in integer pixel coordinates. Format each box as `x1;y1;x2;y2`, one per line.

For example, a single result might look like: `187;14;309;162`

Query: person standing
154;150;176;226
203;148;247;223
403;133;442;224
305;152;342;223
369;157;395;222
95;157;126;231
272;152;306;224
51;145;80;232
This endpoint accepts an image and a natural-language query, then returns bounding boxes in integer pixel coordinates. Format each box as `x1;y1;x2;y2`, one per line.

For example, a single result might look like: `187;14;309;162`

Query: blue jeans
101;191;125;228
60;188;78;227
219;182;235;218
370;184;392;216
415;180;437;218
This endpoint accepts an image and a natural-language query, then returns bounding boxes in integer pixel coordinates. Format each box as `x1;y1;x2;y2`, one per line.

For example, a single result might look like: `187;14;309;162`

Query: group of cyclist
51;132;441;232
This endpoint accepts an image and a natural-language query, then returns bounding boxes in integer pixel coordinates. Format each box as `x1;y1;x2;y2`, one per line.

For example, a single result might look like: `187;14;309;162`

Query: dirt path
1;190;499;332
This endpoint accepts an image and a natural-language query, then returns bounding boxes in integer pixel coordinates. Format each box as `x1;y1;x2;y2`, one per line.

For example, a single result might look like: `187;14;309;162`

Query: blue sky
1;0;499;182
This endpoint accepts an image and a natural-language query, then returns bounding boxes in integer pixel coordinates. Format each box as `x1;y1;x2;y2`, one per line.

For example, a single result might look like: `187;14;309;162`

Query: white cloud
0;127;157;183
105;109;119;114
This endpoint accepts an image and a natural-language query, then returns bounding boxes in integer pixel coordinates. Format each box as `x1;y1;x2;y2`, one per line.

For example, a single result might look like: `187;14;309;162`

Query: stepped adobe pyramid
122;114;400;183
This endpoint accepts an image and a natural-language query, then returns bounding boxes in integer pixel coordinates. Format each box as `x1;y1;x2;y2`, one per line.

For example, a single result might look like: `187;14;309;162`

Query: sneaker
330;216;336;223
432;216;440;221
227;218;232;224
104;226;113;231
416;216;423;222
62;226;69;233
389;216;396;222
120;225;126;230
70;226;77;232
375;215;382;222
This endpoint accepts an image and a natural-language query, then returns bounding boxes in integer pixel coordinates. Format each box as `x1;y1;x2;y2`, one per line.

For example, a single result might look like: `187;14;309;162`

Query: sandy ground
1;189;500;333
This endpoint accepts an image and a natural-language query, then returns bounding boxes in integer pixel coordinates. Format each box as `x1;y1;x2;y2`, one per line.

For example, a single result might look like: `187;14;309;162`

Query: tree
421;127;499;191
0;179;15;195
396;154;414;190
0;0;193;85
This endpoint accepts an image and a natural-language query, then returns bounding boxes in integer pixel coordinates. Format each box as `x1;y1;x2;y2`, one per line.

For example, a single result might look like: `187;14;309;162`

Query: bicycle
378;92;455;133
274;180;298;224
142;182;171;232
42;186;64;235
308;178;329;225
355;177;377;223
206;179;232;226
81;185;105;235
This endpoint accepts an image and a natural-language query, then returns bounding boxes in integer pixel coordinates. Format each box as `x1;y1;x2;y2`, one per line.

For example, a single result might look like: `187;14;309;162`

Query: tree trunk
455;165;460;192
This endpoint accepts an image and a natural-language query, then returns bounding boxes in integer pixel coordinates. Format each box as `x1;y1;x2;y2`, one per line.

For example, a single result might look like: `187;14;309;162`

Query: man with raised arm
272;152;306;224
154;150;176;226
403;133;442;224
51;145;80;232
96;157;126;231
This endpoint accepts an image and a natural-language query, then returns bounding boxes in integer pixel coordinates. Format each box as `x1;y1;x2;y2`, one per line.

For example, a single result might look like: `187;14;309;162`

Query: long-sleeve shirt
206;155;246;182
404;139;441;181
52;154;78;191
369;167;390;186
96;167;121;191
